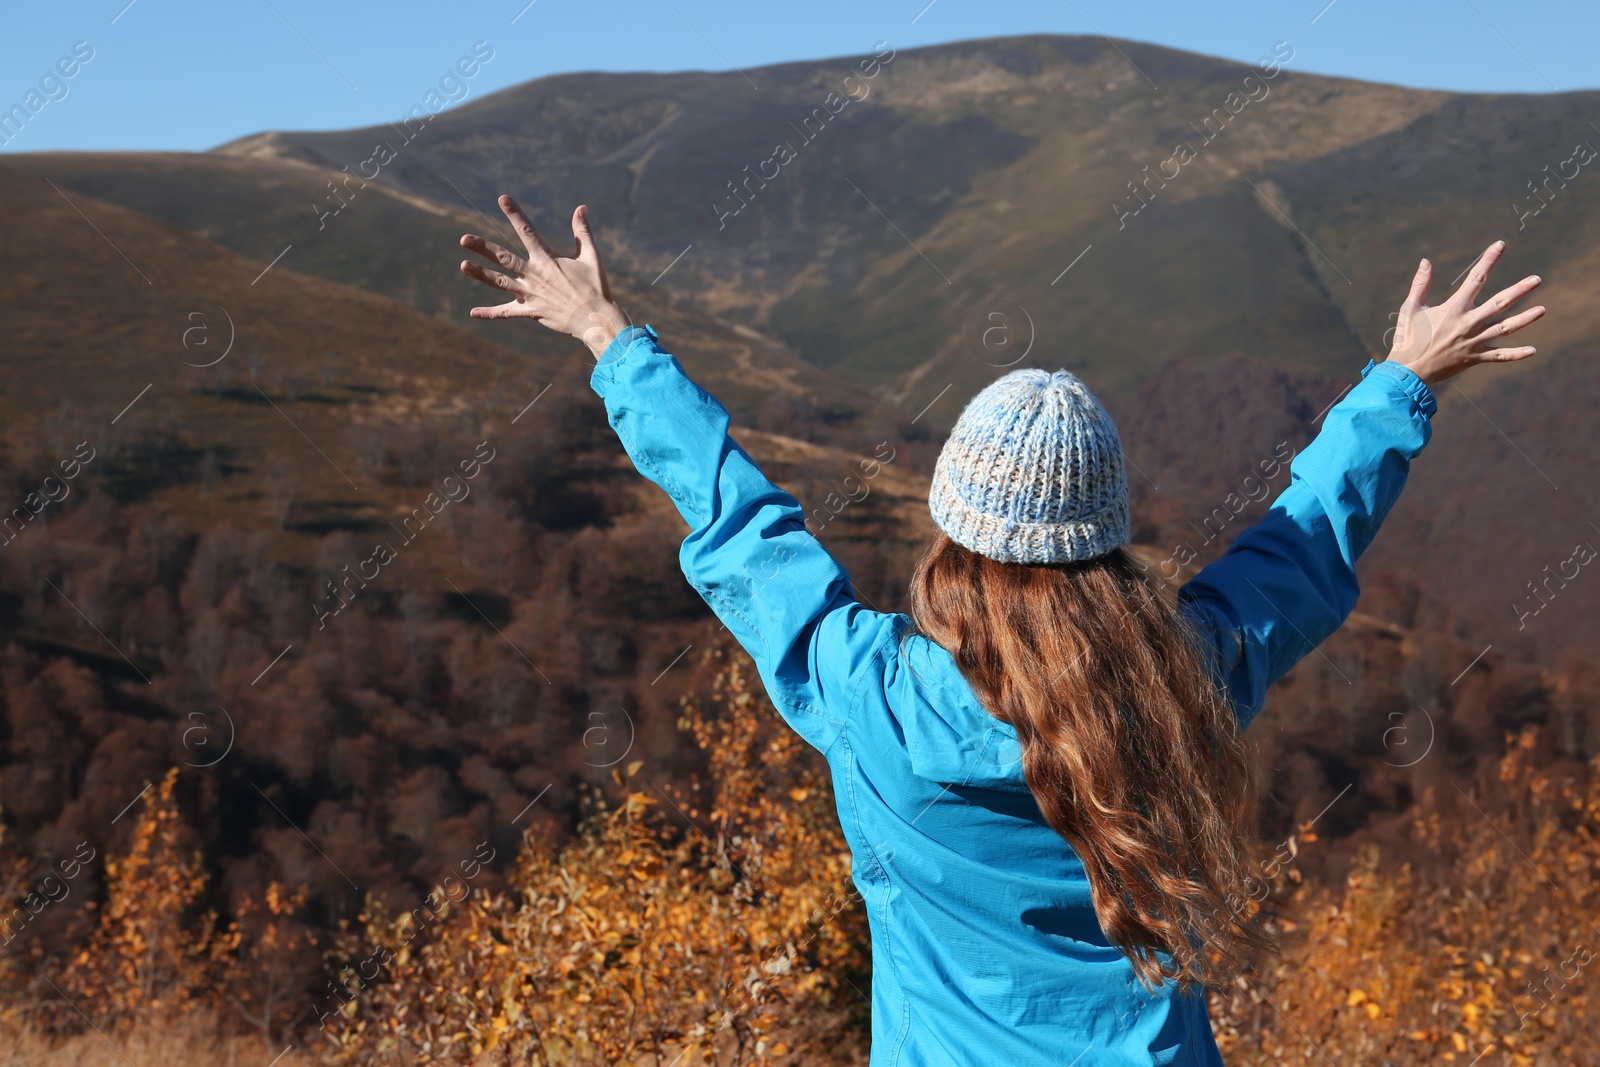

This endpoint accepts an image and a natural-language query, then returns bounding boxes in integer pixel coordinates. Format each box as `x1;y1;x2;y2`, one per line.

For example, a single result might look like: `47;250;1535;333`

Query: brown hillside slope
3;151;906;448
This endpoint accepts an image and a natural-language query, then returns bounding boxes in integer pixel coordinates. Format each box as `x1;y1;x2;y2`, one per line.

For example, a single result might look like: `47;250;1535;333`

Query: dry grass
0;1017;320;1067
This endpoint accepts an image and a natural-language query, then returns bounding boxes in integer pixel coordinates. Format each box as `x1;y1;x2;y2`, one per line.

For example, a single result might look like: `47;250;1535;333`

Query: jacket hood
887;629;1029;790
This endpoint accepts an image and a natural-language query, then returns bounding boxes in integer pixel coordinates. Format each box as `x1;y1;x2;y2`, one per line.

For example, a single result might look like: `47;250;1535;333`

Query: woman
458;197;1544;1065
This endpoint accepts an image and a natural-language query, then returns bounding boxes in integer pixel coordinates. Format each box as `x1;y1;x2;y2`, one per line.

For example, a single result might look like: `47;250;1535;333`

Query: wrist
572;301;628;359
1396;359;1439;387
582;327;621;359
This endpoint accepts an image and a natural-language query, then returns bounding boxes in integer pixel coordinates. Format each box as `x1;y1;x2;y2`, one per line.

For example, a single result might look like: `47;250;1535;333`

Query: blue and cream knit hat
928;369;1130;564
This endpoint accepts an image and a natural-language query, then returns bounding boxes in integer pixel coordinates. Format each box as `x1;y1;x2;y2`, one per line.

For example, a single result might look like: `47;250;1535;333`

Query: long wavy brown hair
906;533;1269;990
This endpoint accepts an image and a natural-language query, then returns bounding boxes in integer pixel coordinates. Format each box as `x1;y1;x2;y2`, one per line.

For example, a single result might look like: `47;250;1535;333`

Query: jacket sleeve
588;324;892;755
1176;358;1437;730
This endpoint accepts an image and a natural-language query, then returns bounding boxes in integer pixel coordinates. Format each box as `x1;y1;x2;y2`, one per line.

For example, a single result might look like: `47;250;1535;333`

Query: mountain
185;35;1598;405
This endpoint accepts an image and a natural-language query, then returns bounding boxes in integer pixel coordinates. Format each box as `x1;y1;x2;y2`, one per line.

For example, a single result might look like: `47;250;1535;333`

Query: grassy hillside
1;151;903;448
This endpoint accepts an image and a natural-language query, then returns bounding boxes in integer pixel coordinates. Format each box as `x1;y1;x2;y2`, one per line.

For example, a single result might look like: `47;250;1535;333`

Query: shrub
317;647;870;1065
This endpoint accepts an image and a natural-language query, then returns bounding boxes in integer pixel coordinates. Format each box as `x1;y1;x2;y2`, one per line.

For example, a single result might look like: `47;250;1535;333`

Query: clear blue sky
2;0;1593;155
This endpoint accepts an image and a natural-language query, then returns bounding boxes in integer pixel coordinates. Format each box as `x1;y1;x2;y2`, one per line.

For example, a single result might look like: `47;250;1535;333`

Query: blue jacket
590;325;1437;1066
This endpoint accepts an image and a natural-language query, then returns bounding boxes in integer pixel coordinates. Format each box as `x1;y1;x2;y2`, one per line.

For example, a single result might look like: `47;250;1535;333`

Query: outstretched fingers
1475;303;1546;343
1470;273;1542;327
468;300;526;321
1476;345;1537;364
459;233;528;275
571;204;599;264
1402;258;1432;312
498;194;557;264
1451;240;1505;307
459;258;518;294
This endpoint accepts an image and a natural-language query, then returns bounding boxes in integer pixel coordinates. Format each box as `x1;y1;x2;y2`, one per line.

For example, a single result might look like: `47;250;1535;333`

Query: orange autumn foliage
317;647;870;1065
1210;727;1600;1065
61;768;228;1026
224;881;319;1047
0;813;33;995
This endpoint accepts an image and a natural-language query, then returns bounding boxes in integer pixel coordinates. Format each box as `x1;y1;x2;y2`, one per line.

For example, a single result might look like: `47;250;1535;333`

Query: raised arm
1178;241;1545;728
457;197;892;755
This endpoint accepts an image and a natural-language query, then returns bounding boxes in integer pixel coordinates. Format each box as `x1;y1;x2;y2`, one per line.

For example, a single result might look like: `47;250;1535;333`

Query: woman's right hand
1385;240;1545;386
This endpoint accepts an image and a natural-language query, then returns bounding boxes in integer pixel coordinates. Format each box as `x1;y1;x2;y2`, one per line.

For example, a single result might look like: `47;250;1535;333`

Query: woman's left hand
458;196;629;358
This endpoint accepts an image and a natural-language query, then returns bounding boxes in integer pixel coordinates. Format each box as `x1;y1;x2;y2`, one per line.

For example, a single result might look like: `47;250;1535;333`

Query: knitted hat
928;369;1130;564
